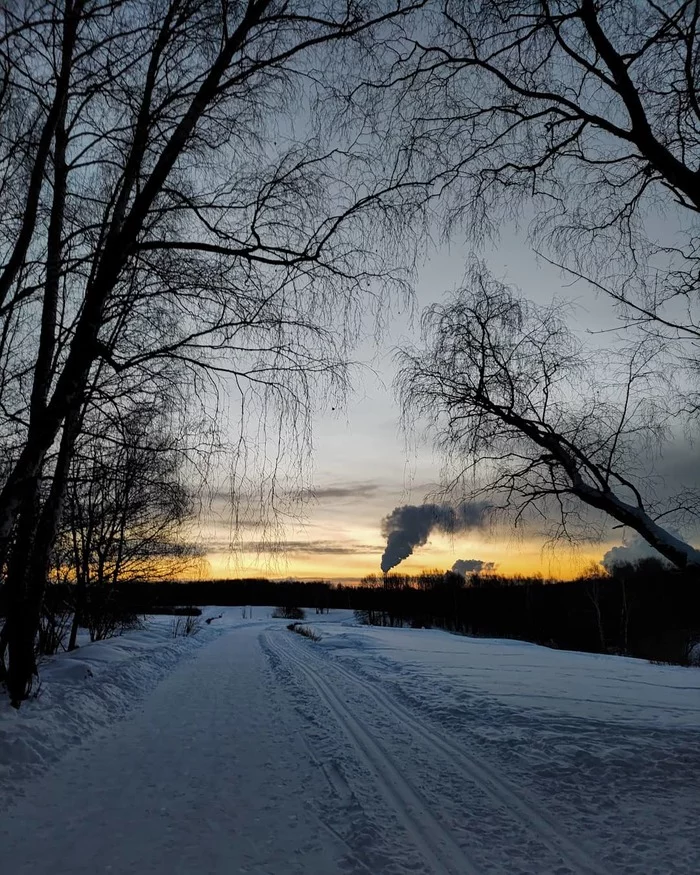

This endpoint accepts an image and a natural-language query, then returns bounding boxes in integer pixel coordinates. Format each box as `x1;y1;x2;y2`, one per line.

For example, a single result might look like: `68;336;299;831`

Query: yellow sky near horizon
192;531;612;583
176;232;691;589
189;484;621;583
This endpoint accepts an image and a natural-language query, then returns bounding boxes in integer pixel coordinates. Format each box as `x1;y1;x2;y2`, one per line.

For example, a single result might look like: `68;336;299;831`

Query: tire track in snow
264;632;481;875
283;631;613;875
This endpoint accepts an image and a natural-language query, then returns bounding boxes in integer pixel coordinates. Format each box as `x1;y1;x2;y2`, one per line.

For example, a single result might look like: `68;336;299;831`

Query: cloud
601;535;673;571
451;558;496;577
296;482;382;501
237;539;380;556
205;482;383;510
380;502;490;572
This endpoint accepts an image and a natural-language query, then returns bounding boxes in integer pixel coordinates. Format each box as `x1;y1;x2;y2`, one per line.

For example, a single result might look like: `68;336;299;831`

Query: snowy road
265;631;610;875
1;611;699;873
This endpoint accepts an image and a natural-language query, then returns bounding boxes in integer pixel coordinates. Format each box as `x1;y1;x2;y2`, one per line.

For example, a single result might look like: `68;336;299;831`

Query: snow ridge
0;618;222;803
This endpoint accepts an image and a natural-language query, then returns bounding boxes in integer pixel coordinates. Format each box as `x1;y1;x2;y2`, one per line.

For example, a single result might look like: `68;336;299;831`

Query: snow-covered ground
0;613;224;796
0;608;698;873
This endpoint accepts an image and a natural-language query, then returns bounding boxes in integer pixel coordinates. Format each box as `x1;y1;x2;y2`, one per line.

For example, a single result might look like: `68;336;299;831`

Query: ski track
306;638;612;875
2;613;696;874
265;631;480;875
266;629;613;875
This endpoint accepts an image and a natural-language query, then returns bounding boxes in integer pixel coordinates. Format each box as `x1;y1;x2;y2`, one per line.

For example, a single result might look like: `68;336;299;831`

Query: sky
157;4;700;585
193;223;658;583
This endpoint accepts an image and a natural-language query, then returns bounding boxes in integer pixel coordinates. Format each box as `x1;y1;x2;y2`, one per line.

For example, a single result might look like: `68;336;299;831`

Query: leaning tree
380;0;700;292
360;1;700;562
399;261;700;570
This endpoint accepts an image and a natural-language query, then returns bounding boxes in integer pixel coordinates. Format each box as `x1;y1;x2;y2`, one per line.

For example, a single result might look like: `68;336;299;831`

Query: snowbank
0;613;226;801
0;608;698;873
316;623;700;729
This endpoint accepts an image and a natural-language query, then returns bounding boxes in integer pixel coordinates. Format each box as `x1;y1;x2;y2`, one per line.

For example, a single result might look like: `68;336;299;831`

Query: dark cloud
237;539;380;556
451;558;496;577
380;502;490;572
296;482;382;501
208;482;384;504
651;441;700;489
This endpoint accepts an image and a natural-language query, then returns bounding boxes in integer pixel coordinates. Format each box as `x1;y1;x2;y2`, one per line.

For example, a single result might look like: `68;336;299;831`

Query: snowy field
0;608;698;874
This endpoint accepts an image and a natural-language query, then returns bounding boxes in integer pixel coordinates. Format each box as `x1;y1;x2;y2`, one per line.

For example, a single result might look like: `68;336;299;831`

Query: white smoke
380;502;489;573
601;535;673;572
451;558;496;578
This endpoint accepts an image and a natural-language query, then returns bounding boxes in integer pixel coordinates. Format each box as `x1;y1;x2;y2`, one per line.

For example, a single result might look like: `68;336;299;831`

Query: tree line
34;562;697;666
352;564;700;666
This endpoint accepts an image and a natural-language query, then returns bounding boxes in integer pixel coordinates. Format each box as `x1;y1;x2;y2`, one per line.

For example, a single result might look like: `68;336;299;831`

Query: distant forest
27;561;698;668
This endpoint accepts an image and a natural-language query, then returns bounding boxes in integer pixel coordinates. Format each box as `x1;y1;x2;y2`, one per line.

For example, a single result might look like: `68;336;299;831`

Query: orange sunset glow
196;528;613;583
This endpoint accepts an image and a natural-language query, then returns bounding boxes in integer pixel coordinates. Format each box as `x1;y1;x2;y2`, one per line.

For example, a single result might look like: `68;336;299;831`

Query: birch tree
0;0;424;704
398;263;700;571
61;400;197;651
357;2;700;566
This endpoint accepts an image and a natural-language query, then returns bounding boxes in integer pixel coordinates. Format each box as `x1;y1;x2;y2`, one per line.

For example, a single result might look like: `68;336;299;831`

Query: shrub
38;589;73;655
171;613;203;637
287;622;321;642
272;606;305;620
84;588;141;642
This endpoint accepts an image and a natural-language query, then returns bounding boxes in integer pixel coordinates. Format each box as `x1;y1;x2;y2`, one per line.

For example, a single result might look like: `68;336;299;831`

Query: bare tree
378;2;697;251
356;2;700;361
345;2;700;572
398;262;700;570
59;400;198;650
0;0;426;704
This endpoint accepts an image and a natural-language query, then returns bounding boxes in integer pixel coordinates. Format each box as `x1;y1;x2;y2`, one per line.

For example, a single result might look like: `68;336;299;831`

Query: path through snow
0;610;698;873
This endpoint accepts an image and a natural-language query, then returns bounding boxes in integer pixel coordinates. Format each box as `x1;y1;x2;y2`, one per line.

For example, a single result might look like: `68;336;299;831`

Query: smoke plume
601;535;673;572
380;502;489;573
451;558;496;577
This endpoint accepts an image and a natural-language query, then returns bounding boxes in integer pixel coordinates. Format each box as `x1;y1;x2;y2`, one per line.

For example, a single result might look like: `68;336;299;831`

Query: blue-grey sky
197;216;687;582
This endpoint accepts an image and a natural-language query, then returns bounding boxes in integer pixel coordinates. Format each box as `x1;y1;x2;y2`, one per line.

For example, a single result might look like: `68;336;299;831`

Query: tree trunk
620;579;629;654
67;572;85;652
5;404;81;705
0;618;9;684
587;581;606;653
5;485;42;705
